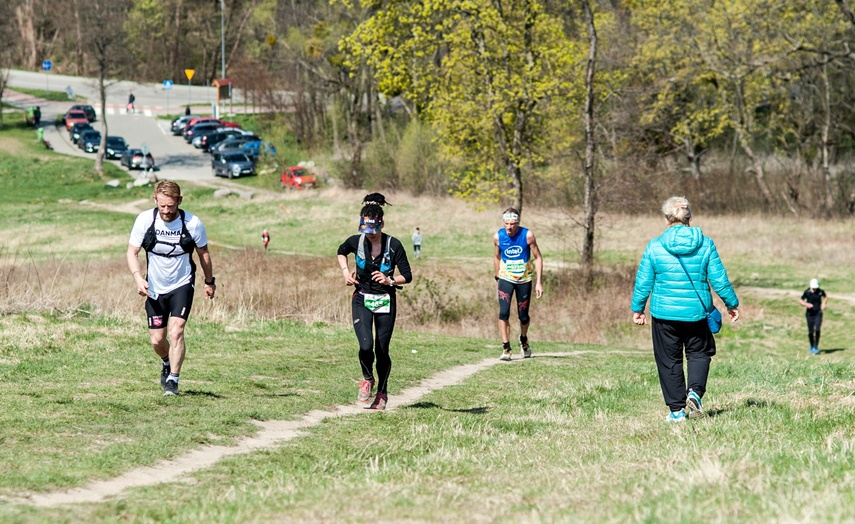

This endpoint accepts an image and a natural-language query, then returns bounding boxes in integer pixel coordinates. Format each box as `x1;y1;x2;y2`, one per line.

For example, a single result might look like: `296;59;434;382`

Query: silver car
212;152;255;179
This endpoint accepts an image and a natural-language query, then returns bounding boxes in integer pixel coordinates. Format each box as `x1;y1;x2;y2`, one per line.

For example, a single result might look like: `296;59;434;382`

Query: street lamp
220;0;226;80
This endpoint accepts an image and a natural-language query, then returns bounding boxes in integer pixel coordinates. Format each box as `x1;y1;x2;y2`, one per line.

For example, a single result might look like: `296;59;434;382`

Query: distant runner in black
799;278;827;355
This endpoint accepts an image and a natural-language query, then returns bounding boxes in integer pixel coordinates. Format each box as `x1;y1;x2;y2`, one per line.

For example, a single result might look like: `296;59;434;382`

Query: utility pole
220;0;226;79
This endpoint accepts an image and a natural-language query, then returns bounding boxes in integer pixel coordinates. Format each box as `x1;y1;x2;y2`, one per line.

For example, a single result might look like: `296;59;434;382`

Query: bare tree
79;0;130;173
0;0;15;129
580;0;598;289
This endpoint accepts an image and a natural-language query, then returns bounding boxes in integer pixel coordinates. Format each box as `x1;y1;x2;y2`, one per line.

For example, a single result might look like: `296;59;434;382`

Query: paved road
4;69;251;181
42;112;215;181
6;69;243;115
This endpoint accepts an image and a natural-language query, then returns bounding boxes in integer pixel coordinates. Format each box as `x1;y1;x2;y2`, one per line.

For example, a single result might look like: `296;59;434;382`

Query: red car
64;110;89;131
184;116;220;129
280;166;317;189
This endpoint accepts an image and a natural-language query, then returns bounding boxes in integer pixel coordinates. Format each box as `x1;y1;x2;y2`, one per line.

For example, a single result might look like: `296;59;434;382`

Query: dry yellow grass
3;198;852;350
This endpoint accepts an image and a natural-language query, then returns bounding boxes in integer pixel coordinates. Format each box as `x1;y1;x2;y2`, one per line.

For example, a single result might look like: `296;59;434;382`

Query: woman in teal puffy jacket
631;197;740;423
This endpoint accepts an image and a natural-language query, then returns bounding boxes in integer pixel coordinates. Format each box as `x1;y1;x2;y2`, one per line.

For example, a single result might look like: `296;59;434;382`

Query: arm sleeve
392;238;413;283
337;236;357;257
128;211;149;247
631;242;655;313
188;214;209;248
706;240;739;309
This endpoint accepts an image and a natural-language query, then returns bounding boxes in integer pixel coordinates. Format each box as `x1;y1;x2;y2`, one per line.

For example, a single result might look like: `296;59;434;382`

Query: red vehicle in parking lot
64;110;89;131
184;116;220;129
280;166;317;189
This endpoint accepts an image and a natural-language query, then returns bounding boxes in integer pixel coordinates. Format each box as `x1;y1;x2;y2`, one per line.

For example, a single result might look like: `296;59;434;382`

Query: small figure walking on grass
799;278;827;355
262;229;270;251
412;227;422;258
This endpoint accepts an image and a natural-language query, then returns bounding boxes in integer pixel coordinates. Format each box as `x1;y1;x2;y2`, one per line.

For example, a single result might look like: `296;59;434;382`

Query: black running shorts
145;282;195;329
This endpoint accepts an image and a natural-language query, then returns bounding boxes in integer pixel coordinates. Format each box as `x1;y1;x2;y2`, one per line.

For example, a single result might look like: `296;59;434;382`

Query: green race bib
364;293;391;313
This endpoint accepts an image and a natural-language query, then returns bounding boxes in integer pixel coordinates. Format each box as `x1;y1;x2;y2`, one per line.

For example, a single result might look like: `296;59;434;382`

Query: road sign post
184;69;195;107
42;60;52;90
163;80;173;116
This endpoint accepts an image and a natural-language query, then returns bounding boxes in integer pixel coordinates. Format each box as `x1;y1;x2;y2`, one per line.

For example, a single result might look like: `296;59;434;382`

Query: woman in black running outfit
337;193;412;410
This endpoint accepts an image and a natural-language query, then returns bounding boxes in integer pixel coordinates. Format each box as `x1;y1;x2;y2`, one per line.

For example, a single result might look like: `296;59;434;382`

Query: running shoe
500;348;513;361
358;379;375;403
519;336;532;358
163;379;179;396
686;390;703;418
810;346;820;355
665;409;686;423
160;365;170;390
368;392;388;411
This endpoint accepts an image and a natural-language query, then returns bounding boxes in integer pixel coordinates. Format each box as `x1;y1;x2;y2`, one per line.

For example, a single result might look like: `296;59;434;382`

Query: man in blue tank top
493;207;544;360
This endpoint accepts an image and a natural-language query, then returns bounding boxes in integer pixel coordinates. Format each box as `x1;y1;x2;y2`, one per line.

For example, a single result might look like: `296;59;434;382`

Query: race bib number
505;260;526;275
364;293;391;313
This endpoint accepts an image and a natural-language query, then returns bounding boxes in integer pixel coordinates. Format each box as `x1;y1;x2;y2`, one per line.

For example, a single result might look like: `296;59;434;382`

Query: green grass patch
8;87;83;102
3;126;855;522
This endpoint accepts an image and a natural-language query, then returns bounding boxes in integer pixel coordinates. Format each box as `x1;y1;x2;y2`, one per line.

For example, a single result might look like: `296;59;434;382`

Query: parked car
104;136;129;160
169;115;199;135
219;120;243;129
184;116;220;131
170;115;199;135
77;130;102;152
121;149;155;170
209;135;262;154
191;127;226;148
64;110;89;131
212;152;255;178
200;129;245;151
183;122;222;143
69;121;93;142
241;140;278;161
69;104;96;122
280;166;317;189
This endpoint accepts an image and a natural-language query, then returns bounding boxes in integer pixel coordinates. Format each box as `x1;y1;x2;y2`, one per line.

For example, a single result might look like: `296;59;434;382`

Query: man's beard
160;210;178;222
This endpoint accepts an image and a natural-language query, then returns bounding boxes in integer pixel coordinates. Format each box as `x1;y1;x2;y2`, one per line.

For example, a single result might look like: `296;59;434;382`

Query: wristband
205;277;216;286
494;276;499;281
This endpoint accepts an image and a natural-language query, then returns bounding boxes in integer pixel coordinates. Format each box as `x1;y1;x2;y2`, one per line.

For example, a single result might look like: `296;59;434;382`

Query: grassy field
2;123;855;522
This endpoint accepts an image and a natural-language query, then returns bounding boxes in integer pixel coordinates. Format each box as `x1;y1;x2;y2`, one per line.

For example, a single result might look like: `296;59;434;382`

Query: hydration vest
356;233;392;275
141;208;197;275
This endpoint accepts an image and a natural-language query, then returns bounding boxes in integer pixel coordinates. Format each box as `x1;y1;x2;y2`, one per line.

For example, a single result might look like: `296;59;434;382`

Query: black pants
651;317;716;411
806;312;823;347
497;279;532;325
352;292;397;394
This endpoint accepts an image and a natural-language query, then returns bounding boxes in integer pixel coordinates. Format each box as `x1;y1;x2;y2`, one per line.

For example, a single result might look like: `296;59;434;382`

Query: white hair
662;196;692;225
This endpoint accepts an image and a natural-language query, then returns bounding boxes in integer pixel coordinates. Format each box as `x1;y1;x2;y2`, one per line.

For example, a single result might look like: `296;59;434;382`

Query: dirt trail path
22;350;609;507
740;286;855;305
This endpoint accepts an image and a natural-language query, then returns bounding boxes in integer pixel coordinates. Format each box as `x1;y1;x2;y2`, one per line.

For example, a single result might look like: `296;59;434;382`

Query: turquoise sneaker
665;409;686;423
810;346;820;355
686;390;703;418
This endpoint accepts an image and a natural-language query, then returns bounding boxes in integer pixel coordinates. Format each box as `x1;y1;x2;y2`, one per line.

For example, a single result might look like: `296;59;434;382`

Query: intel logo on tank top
504;246;523;257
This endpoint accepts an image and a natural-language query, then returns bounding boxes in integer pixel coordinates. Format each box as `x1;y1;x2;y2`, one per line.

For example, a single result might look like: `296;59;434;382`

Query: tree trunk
733;125;774;208
73;0;85;75
581;0;598;289
332;98;340;157
16;1;37;70
95;57;107;174
0;69;8;128
821;63;835;212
